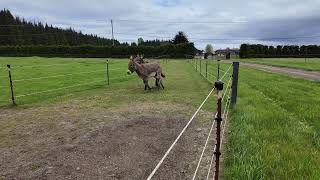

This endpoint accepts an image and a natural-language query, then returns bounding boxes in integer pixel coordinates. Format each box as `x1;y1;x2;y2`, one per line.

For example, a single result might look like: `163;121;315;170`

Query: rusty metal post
7;64;16;105
214;80;224;180
214;97;222;180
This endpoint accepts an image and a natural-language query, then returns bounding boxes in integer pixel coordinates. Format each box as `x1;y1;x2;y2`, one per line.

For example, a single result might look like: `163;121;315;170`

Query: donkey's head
127;55;140;74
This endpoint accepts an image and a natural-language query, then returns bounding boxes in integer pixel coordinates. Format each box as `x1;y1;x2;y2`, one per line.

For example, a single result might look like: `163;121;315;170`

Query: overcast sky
1;0;320;49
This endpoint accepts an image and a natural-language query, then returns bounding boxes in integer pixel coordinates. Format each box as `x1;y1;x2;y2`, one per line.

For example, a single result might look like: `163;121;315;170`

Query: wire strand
220;64;232;81
206;89;232;180
15;79;107;98
13;70;106;82
147;86;216;180
192;85;230;179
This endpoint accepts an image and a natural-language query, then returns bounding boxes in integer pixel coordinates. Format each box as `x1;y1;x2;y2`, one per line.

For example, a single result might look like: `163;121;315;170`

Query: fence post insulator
214;80;224;91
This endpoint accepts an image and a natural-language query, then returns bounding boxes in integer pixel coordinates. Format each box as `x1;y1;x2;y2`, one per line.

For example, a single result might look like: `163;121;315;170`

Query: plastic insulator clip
214;80;224;91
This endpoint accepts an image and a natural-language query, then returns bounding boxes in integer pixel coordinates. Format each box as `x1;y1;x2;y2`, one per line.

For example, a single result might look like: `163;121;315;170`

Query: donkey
127;56;165;90
134;55;149;64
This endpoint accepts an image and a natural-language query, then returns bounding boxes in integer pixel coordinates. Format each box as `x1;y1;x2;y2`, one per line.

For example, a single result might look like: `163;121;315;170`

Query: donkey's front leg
155;78;160;90
143;79;151;91
160;80;165;89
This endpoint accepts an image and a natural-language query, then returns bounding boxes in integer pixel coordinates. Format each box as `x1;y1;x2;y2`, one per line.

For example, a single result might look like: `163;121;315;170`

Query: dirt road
242;63;320;81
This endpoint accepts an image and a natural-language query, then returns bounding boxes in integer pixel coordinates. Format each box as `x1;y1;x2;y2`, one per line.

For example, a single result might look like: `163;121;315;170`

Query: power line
116;19;248;24
193;35;320;41
1;29;320;42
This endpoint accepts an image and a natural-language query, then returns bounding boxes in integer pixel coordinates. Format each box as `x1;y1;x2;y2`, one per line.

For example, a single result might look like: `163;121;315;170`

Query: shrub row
0;43;196;58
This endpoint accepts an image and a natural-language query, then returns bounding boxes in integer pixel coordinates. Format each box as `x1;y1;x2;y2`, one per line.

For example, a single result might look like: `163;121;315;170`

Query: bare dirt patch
242;63;320;81
0;101;216;179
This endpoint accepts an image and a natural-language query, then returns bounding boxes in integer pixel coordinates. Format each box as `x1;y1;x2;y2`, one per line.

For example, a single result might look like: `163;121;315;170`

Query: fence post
200;60;202;75
106;59;110;85
206;60;208;79
231;62;239;107
196;59;198;71
214;80;224;180
7;64;16;105
217;59;221;80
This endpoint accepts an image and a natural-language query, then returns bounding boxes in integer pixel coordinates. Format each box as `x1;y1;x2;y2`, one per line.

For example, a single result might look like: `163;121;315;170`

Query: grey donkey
127;56;165;90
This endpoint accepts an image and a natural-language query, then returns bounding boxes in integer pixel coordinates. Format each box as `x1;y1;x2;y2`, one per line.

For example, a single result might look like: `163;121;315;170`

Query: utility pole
110;19;114;46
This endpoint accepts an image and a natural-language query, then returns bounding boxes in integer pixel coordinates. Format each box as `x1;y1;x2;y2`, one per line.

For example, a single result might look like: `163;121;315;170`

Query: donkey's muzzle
127;70;132;75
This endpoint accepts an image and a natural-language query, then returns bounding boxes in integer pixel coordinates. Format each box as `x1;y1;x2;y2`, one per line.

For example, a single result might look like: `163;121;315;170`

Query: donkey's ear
130;56;133;60
141;54;144;59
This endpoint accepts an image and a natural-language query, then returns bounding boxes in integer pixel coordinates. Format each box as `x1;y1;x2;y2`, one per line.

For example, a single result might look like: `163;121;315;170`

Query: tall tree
138;37;144;45
173;31;189;44
205;44;214;54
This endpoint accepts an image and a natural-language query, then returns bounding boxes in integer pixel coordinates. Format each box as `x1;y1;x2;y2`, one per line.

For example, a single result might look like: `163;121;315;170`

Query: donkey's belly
148;72;157;77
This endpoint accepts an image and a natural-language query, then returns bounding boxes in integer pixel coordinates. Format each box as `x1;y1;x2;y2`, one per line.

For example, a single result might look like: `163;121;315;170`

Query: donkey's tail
161;73;166;78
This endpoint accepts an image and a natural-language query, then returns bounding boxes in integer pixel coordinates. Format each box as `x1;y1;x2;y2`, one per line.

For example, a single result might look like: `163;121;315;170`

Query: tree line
0;9;118;46
0;43;196;58
0;9;196;58
240;44;320;58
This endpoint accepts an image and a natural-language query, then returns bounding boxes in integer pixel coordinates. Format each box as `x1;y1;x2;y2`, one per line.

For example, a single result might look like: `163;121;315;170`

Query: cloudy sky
1;0;320;49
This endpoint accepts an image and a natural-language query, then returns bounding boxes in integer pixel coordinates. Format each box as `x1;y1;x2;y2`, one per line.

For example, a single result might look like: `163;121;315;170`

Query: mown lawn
223;66;320;179
241;58;320;71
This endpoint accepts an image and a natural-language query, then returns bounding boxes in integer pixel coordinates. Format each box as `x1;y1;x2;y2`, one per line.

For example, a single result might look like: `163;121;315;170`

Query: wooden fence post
231;62;239;107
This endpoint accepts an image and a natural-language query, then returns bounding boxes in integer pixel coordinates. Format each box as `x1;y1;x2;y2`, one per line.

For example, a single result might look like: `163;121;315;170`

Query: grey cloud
1;0;320;49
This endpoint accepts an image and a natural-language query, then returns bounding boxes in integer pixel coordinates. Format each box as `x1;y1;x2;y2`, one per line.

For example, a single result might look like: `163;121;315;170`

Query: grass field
0;57;227;179
241;58;320;71
0;57;319;179
224;66;320;179
192;59;320;179
0;57;134;106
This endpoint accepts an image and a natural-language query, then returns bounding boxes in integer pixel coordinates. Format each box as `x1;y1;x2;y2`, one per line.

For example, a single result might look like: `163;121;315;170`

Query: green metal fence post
7;64;16;105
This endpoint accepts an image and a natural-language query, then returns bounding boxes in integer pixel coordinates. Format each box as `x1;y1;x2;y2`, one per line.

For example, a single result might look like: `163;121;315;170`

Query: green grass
241;58;320;71
0;57;135;106
0;57;217;110
224;66;320;179
1;57;319;179
189;59;233;81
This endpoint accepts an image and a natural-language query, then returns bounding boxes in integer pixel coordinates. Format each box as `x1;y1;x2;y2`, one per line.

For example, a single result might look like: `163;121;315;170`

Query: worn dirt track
242;63;320;81
0;102;216;180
